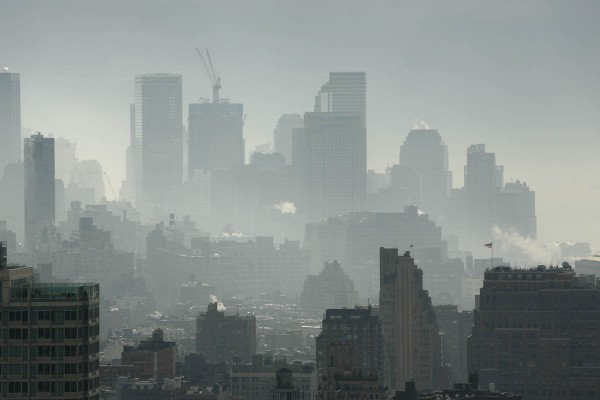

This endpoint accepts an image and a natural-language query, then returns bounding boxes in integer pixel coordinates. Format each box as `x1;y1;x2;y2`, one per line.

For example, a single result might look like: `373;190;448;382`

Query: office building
0;243;100;399
464;144;503;246
24;133;55;250
0;69;21;174
273;114;304;164
316;306;383;380
134;74;183;212
188;99;244;176
396;129;452;219
314;72;366;126
292;112;366;219
121;328;176;380
467;264;600;400
196;302;256;363
379;248;443;391
300;261;359;315
293;72;366;219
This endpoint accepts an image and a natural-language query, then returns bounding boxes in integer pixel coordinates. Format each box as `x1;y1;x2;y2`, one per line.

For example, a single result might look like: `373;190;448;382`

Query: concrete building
300;261;359;315
273;114;304;164
196;302;256;363
467;264;600;400
316;306;383;381
24;133;55;250
188;99;244;176
0;161;24;241
230;355;317;400
0;69;21;174
379;248;443;391
121;328;176;380
133;74;183;214
0;243;100;399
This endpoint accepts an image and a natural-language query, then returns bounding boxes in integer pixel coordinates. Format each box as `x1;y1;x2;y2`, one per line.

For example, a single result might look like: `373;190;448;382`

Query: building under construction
188;49;244;177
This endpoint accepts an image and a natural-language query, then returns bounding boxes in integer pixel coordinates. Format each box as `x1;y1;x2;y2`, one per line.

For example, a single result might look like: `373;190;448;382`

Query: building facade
316;306;383;381
467;265;600;400
196;302;256;363
188;100;244;176
273;114;303;164
0;244;100;399
379;248;442;391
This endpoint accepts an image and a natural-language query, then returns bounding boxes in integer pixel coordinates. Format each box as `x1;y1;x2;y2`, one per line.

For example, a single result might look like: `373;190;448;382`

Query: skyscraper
187;99;244;176
24;133;55;250
396;129;452;218
134;74;183;212
467;264;600;400
314;72;366;126
293;72;367;219
0;69;21;175
464;144;503;245
273;114;303;164
0;243;101;399
379;248;442;391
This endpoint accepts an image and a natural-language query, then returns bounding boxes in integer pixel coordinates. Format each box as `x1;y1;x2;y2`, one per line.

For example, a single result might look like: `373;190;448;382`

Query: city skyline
1;1;599;246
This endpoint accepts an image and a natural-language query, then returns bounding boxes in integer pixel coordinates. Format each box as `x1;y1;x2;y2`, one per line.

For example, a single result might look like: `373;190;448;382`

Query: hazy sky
1;0;599;247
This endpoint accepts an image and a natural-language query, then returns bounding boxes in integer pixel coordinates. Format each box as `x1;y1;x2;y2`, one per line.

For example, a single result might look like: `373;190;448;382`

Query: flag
484;242;493;248
409;244;414;248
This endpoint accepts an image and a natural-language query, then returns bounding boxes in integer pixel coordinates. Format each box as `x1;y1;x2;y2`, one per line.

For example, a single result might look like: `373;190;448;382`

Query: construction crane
103;171;118;201
195;48;221;104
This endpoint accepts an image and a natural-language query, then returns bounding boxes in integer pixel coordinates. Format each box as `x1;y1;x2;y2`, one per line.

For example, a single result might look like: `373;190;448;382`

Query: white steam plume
209;295;227;311
492;226;560;265
274;201;297;214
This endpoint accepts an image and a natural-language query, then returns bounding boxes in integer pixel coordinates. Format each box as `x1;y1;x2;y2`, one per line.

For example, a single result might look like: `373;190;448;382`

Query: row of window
0;360;99;376
1;378;99;394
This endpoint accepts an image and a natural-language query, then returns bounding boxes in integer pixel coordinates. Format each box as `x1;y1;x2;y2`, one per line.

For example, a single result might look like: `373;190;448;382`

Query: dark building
467;264;600;400
393;376;522;400
318;342;387;400
0;69;21;174
183;353;229;387
0;243;101;399
434;305;473;384
316;306;383;381
379;248;443;391
196;302;256;363
188;99;244;176
122;328;176;380
24;132;55;250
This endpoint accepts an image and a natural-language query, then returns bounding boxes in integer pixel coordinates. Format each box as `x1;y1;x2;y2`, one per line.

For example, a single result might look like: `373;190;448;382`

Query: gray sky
1;0;599;247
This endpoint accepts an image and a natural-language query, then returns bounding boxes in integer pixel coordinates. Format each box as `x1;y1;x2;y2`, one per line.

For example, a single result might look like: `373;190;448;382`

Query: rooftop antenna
195;48;221;104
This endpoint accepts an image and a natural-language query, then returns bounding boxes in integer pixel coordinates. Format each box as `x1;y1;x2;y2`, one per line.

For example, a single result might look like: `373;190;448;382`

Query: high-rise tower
396;129;452;218
134;74;183;212
379;247;442;391
0;243;101;399
24;133;55;250
0;69;21;175
293;72;367;219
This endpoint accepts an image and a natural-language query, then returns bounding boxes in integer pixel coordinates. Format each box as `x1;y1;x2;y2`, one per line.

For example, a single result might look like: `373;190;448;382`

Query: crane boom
194;47;221;104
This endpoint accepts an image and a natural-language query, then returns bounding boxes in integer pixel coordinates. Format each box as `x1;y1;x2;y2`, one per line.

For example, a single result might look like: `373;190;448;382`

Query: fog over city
1;2;600;400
